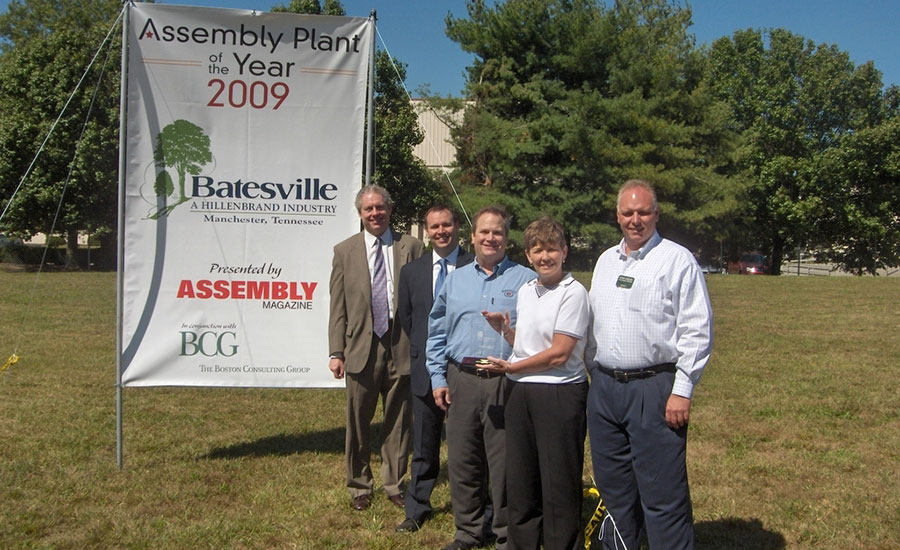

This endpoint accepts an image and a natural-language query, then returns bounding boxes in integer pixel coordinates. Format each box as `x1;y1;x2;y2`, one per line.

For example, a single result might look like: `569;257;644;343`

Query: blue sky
2;0;898;96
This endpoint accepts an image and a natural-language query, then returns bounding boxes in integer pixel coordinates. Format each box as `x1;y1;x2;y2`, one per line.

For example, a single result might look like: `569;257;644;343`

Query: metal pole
364;11;376;186
116;0;130;470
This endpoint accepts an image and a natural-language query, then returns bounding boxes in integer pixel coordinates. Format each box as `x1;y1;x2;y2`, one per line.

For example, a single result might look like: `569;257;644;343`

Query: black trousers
404;388;445;522
505;379;588;550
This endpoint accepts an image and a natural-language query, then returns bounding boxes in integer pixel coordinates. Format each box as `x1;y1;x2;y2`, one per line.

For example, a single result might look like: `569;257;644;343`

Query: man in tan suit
328;185;425;511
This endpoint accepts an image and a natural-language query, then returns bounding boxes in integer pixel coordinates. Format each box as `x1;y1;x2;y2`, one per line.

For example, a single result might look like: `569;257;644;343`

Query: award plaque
466;314;511;363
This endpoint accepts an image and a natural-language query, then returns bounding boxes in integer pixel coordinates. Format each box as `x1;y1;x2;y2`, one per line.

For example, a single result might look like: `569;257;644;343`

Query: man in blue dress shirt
426;206;536;550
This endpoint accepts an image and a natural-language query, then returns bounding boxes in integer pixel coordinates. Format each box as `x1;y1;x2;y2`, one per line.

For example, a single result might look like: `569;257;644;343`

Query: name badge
616;275;634;289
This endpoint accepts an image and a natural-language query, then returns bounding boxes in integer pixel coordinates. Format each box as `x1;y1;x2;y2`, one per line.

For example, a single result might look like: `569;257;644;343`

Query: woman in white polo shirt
483;216;591;550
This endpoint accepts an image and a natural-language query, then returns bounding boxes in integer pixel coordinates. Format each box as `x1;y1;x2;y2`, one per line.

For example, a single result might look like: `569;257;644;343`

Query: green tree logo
148;120;212;219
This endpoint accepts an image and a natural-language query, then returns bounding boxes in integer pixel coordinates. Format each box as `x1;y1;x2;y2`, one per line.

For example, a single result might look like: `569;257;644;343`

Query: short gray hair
355;185;393;211
617;179;658;212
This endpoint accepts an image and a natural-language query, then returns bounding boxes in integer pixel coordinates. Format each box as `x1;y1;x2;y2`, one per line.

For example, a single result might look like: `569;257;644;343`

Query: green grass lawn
1;271;898;549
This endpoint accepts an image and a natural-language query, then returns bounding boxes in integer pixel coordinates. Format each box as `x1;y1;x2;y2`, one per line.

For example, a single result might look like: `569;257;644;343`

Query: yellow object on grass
1;354;20;372
583;486;607;549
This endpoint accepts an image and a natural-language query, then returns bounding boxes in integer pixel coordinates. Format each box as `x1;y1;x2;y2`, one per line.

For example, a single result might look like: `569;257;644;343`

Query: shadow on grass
201;426;346;459
579;512;785;550
199;421;417;459
695;517;786;549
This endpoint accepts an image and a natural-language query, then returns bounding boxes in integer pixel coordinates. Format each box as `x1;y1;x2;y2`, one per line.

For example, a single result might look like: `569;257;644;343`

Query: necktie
435;258;447;298
372;237;389;338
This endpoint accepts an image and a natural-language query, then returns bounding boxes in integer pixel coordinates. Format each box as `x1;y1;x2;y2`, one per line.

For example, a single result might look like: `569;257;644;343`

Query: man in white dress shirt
394;205;473;533
586;179;713;550
328;185;425;511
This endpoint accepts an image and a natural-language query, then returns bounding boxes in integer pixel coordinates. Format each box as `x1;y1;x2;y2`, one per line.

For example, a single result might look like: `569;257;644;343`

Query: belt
449;358;505;379
595;363;676;383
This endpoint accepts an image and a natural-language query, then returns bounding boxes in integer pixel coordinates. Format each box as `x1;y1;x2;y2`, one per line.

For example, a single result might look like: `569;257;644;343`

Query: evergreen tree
446;0;738;264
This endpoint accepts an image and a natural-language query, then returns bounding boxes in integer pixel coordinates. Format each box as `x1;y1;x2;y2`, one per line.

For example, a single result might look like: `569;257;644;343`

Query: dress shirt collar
363;228;394;248
474;255;513;276
617;230;662;260
433;246;460;266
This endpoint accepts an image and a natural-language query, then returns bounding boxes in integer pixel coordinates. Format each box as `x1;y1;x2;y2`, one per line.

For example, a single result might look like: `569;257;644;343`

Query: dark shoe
351;494;372;511
387;492;405;508
395;517;422;533
440;540;478;550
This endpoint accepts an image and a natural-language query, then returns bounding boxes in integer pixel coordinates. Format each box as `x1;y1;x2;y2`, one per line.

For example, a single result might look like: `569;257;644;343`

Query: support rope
374;26;472;229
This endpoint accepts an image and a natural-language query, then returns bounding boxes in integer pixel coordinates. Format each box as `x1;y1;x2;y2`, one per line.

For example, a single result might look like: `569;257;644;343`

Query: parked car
699;262;723;274
728;253;768;274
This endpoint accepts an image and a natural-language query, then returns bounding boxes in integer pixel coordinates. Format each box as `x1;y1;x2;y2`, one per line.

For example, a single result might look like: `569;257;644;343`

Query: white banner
120;4;371;387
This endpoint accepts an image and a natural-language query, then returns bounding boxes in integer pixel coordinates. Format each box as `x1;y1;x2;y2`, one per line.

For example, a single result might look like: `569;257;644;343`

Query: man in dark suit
394;205;473;533
328;185;425;511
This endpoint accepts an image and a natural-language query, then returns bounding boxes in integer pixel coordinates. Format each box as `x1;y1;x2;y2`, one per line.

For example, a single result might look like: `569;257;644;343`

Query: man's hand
328;357;345;379
433;387;451;412
665;394;691;429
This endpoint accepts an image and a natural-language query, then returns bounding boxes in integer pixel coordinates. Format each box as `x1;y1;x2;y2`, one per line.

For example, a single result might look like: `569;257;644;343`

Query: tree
371;50;445;230
0;0;122;267
274;0;443;230
445;0;739;264
0;0;120;52
271;0;346;16
706;28;891;273
812;116;900;274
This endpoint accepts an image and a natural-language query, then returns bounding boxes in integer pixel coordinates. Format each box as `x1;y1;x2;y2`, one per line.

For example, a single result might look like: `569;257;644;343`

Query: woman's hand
484;356;512;373
481;310;510;334
482;311;514;346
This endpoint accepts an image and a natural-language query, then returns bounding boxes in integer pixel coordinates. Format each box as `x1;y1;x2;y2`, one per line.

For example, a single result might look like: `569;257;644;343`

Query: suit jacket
396;247;474;396
328;229;425;375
